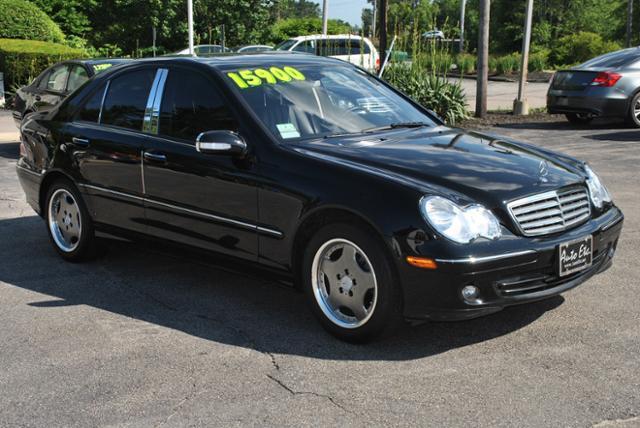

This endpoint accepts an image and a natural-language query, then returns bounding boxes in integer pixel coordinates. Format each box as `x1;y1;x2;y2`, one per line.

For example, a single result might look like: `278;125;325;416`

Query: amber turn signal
406;256;438;270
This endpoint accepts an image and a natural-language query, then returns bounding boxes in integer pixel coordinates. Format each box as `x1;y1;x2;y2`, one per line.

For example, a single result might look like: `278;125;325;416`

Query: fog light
461;285;480;301
608;246;616;258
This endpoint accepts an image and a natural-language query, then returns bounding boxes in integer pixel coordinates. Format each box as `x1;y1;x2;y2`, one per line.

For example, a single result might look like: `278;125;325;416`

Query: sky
311;0;370;27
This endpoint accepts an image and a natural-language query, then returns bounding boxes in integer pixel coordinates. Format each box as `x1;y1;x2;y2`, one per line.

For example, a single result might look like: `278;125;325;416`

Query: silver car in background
547;48;640;127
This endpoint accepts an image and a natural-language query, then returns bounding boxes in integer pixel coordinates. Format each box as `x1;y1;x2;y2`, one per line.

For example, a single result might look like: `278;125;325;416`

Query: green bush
383;64;468;125
496;53;520;75
551;31;621;66
489;56;499;73
413;52;454;75
0;0;65;43
455;53;476;74
528;49;549;72
0;38;85;88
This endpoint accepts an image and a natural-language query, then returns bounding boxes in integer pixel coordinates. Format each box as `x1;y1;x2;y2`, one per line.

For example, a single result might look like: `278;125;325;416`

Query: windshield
275;39;298;51
221;63;436;141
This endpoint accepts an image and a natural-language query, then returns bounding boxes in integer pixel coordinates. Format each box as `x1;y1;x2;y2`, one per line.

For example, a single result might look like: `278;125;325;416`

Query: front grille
507;186;591;236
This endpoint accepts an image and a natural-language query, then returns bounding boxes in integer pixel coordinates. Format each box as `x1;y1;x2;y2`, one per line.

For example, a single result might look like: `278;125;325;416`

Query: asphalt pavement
0;110;638;427
451;77;550;111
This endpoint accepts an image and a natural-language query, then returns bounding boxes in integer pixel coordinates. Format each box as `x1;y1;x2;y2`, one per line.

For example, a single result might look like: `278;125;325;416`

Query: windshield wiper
362;122;431;133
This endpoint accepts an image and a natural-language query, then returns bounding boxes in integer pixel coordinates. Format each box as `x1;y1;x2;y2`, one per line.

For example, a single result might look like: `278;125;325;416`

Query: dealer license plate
558;235;593;277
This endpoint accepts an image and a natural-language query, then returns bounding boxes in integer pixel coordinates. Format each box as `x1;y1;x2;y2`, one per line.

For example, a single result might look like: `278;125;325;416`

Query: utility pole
322;0;329;35
626;0;634;48
372;0;377;39
187;0;194;55
475;0;490;118
379;0;388;69
459;0;466;53
514;0;534;115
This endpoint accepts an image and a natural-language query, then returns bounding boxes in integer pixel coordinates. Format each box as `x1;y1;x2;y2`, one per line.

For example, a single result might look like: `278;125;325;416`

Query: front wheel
565;113;593;125
45;179;97;262
302;223;402;342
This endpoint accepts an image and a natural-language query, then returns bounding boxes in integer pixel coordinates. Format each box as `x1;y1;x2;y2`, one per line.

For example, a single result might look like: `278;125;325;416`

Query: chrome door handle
143;151;167;162
71;137;90;147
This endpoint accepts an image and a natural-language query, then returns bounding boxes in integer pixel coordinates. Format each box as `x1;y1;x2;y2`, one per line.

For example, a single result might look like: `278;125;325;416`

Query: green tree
270;17;352;43
30;0;96;38
271;0;319;20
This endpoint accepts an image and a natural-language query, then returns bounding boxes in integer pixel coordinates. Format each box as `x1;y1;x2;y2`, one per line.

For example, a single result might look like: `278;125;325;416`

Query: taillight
376;57;380;71
591;71;622;87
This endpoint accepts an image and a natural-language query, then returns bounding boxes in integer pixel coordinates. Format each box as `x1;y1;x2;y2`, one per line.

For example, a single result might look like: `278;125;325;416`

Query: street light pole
475;0;490;118
514;0;534;115
322;0;329;35
187;0;194;55
459;0;466;53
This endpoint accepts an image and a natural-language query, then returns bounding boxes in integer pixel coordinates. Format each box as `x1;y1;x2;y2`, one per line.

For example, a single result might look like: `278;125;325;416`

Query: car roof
77;58;131;66
131;52;344;69
577;47;640;70
288;34;373;42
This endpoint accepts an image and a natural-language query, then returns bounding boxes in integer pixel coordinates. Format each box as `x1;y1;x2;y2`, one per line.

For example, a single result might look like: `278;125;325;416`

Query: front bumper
397;206;624;321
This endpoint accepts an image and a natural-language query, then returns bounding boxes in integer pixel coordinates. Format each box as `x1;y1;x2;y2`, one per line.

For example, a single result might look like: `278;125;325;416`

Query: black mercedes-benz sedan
16;54;623;342
11;58;130;128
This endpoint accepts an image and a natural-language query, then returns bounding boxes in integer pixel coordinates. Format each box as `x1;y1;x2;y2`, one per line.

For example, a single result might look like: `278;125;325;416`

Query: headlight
584;164;612;209
419;196;502;244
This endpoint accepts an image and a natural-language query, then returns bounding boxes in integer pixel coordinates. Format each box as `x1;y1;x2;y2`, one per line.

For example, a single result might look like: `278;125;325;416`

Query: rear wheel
45;179;96;262
302;223;402;342
565;113;593;125
625;92;640;128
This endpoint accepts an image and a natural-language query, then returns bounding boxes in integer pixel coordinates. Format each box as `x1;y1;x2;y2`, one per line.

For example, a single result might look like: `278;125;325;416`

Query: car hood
292;126;587;207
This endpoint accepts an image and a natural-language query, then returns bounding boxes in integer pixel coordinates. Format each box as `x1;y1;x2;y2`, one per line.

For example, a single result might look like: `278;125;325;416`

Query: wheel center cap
339;275;354;292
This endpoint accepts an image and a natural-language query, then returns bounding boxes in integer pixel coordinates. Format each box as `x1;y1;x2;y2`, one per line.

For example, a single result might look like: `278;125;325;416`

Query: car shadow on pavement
497;118;627;131
0;142;19;160
0;215;564;361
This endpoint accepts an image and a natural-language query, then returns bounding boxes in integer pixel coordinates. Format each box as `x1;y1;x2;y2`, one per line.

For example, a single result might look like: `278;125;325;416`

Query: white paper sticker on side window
276;123;300;139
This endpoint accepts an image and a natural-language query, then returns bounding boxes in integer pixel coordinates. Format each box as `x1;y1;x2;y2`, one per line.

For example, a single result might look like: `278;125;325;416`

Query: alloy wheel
311;238;378;329
48;188;82;252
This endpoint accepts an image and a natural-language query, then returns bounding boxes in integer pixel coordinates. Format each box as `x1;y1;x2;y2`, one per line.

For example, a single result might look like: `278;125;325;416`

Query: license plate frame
556;97;569;106
558;235;593;277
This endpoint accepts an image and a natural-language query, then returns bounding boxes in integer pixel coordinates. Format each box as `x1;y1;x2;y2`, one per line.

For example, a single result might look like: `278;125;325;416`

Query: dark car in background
16;54;623;342
547;47;640;126
11;59;129;128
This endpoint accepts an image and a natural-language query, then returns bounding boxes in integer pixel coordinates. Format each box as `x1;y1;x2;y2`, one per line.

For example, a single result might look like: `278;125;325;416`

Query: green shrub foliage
383;64;468;125
551;31;621;66
0;38;85;88
0;0;65;43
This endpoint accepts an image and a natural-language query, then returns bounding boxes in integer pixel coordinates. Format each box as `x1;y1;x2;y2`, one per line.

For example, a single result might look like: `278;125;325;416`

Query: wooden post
475;0;490;118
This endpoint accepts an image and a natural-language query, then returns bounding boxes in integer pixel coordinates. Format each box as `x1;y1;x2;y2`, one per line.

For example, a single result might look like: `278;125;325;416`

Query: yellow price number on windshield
227;66;305;89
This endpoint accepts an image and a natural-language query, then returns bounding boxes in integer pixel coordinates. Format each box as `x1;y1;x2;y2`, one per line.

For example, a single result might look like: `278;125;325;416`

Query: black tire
565;113;593;125
625;92;640;128
302;223;403;343
44;179;97;262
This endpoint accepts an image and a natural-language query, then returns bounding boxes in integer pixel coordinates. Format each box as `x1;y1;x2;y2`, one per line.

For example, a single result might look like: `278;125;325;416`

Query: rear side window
318;39;366;56
158;68;237;142
67;65;89;92
101;69;156;131
45;65;69;92
293;40;314;53
75;83;106;123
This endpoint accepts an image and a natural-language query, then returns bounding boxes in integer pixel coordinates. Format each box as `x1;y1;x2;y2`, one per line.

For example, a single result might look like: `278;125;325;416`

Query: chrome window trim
142;68;168;134
77;183;283;238
97;80;110;125
435;249;537;264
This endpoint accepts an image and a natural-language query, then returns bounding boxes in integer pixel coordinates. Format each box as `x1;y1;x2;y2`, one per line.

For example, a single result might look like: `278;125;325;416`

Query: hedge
0;38;85;89
0;0;65;43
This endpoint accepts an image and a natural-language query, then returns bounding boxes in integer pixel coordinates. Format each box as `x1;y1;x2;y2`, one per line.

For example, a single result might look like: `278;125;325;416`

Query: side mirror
196;130;247;156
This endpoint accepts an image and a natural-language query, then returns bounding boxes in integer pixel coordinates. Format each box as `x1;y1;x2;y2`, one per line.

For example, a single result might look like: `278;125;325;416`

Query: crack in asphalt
592;415;640;427
265;374;355;416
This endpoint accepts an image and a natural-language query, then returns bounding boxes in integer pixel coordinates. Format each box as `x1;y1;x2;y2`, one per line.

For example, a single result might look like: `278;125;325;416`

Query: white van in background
275;34;379;72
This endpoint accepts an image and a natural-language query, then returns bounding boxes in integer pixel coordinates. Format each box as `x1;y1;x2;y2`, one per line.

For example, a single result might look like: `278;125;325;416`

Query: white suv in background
275;34;379;71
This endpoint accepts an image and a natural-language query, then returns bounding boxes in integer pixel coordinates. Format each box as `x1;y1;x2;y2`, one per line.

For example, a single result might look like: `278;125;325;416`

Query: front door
142;66;259;260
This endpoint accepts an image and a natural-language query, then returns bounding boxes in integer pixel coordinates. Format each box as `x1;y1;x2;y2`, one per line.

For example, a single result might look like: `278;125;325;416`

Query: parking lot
0;109;638;427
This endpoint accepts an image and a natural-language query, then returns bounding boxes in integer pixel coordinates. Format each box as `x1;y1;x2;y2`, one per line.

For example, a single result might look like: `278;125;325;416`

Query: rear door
141;65;259;260
63;66;157;233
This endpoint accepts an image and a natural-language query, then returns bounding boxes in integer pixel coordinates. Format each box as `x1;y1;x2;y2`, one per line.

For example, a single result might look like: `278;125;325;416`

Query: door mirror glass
196;131;247;156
